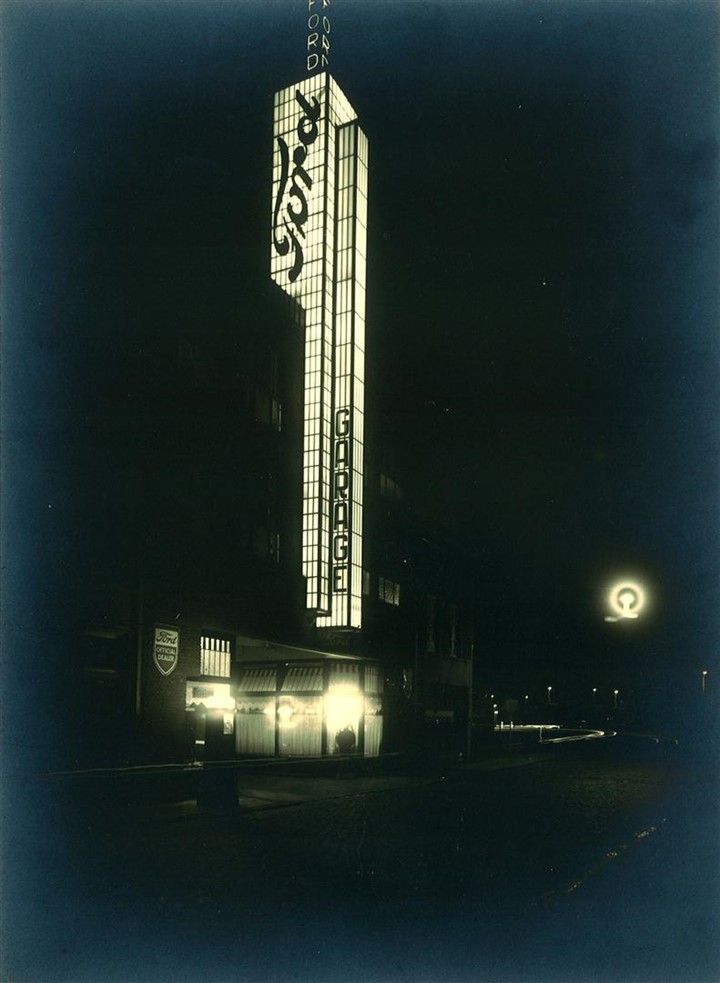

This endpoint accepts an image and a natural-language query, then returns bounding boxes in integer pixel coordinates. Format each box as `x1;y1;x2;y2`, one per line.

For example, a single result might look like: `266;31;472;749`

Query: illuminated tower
271;71;367;630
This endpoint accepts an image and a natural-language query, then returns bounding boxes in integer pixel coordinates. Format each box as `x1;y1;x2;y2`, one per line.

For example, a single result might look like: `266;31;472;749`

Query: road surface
5;737;719;982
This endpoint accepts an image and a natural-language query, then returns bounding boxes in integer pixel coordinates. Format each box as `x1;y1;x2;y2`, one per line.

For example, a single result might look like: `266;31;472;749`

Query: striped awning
328;662;359;686
365;665;384;695
282;665;323;692
237;666;277;693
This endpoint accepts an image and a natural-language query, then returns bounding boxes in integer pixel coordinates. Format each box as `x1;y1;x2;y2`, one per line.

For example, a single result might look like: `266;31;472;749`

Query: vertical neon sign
306;0;331;74
271;70;366;629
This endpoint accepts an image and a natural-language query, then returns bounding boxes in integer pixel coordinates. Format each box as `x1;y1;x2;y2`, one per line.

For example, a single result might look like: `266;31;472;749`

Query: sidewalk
153;768;437;819
145;746;550;819
48;744;552;822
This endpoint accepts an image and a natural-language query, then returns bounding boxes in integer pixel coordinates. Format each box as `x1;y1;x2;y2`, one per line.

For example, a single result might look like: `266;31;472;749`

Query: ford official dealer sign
153;627;179;677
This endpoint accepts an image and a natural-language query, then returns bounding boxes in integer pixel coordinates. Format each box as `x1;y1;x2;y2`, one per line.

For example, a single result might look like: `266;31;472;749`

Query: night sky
3;1;718;708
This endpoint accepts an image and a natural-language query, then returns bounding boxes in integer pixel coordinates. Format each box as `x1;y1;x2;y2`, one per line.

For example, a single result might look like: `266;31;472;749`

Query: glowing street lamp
613;688;620;708
547;686;553;705
702;670;709;695
605;580;647;622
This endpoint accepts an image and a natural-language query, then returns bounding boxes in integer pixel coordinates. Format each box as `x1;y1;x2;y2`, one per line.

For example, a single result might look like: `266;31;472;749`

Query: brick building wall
141;623;198;762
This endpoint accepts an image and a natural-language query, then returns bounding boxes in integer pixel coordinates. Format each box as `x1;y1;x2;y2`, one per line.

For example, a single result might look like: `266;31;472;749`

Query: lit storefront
233;652;382;758
179;636;383;760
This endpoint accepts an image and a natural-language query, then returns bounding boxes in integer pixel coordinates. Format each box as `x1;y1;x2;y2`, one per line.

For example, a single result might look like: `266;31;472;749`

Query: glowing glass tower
271;72;367;629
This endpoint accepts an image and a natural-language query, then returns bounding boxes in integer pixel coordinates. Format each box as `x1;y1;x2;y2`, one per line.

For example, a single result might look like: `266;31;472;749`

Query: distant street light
702;670;709;695
613;688;619;708
592;687;597;702
547;686;552;705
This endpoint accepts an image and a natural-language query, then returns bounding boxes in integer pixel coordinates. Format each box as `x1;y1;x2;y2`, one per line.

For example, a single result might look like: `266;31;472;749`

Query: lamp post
702;670;708;695
547;685;552;706
592;687;597;704
613;688;619;708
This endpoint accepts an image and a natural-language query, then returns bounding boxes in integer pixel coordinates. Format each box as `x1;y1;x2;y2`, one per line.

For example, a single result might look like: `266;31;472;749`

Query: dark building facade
64;63;475;770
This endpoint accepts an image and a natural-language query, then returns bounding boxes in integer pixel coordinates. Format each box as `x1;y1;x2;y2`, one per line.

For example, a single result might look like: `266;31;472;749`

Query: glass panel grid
273;78;365;627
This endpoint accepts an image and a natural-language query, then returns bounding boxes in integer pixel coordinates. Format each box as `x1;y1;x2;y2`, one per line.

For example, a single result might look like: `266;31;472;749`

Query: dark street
10;738;719;982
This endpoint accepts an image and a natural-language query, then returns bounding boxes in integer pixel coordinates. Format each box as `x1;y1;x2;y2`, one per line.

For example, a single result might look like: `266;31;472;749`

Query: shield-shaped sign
153;627;179;676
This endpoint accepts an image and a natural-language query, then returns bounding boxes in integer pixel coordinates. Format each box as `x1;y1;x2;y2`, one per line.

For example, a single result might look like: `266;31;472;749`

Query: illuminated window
362;569;371;596
379;577;400;607
200;636;231;678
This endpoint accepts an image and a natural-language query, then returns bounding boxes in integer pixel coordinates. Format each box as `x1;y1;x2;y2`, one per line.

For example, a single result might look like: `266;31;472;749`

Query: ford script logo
272;89;322;283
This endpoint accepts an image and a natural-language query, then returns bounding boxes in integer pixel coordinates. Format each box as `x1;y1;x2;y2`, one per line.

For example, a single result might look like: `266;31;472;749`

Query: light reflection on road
495;724;615;744
539;818;667;909
541;729;612;744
